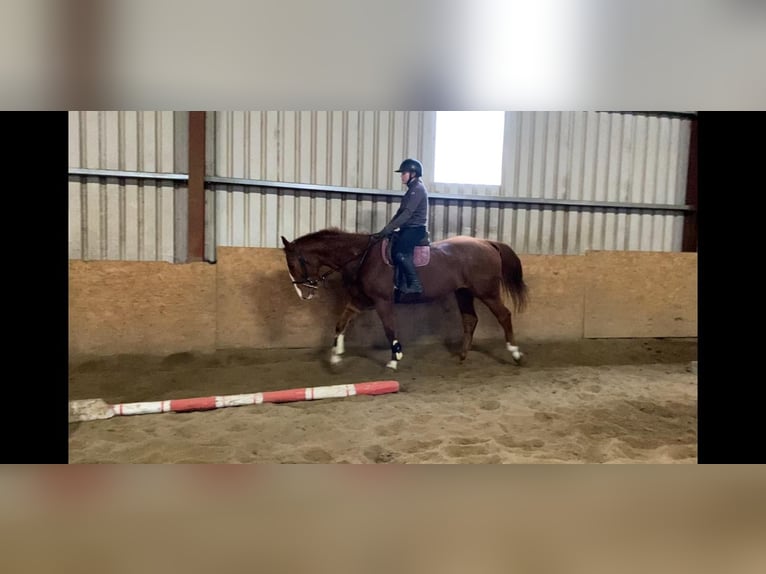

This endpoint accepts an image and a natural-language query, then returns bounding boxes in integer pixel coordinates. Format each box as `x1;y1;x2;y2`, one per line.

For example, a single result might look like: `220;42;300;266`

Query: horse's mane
294;228;368;246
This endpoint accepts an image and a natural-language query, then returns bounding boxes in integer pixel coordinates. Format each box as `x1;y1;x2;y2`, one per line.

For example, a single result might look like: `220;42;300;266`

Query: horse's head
281;236;322;300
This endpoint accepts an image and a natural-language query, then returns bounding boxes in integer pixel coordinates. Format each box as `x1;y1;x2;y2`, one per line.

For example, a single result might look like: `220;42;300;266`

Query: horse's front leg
374;299;402;370
330;302;361;365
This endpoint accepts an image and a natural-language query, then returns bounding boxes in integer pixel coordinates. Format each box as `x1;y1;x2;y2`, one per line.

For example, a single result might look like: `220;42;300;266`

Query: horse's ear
281;236;291;248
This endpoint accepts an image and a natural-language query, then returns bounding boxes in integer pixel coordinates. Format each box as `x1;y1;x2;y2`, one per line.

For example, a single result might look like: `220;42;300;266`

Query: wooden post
682;117;698;252
188;112;206;261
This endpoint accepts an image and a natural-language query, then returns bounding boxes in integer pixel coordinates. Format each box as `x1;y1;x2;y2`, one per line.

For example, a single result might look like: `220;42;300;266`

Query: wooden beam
188;112;206;261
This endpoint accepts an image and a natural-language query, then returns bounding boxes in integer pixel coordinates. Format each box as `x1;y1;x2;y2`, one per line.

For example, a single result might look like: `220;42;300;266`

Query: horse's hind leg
455;289;478;361
479;294;523;364
331;302;361;365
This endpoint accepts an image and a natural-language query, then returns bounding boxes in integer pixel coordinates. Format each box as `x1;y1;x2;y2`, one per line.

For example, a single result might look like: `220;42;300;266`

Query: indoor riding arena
68;111;698;464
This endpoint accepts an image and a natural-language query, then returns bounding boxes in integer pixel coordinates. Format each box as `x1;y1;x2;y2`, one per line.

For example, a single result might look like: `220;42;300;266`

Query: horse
281;228;528;370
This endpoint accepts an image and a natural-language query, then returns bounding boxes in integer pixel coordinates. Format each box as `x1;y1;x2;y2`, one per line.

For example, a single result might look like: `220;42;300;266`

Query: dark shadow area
69;337;697;405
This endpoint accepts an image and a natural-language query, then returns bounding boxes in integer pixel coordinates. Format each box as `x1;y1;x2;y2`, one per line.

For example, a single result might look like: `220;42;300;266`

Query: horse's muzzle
298;282;319;300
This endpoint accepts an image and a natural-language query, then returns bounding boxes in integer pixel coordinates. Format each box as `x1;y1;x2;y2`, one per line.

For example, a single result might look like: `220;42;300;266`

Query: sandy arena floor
68;338;697;463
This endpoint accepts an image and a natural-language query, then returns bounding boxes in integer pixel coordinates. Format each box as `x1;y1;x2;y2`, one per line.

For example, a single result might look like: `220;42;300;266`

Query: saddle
381;232;431;268
382;231;431;298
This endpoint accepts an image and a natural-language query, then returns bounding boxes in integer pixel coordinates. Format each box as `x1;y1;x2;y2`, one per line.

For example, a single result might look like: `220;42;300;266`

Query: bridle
291;250;331;291
290;236;380;291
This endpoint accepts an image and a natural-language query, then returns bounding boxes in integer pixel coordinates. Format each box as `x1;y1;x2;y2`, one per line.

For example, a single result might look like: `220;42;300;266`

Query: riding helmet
395;158;423;177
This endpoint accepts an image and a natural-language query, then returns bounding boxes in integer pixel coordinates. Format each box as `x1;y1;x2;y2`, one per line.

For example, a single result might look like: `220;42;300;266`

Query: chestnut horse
281;228;528;370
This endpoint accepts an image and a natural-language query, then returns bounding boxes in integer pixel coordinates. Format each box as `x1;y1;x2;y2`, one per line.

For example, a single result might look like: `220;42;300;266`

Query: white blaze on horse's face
288;271;316;300
288;271;303;300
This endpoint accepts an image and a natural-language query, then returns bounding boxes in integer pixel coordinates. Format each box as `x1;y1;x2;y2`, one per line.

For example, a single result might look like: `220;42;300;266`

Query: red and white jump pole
70;380;400;422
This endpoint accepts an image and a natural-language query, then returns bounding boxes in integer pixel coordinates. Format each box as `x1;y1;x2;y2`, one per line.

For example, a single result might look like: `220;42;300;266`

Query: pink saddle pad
381;239;431;267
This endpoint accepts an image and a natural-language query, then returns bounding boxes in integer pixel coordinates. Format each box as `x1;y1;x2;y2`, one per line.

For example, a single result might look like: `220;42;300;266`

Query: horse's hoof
386;360;398;370
507;344;522;364
330;353;342;365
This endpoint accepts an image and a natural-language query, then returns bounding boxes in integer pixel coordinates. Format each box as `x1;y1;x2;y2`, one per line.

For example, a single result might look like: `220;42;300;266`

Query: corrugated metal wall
209;111;691;254
68;110;693;260
208;111;437;250
68;111;183;261
68;175;177;261
209;111;436;188
208;184;404;249
425;200;686;253
498;111;690;253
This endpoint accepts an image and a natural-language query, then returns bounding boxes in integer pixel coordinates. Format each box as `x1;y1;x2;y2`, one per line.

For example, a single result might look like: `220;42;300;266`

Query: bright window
434;111;505;185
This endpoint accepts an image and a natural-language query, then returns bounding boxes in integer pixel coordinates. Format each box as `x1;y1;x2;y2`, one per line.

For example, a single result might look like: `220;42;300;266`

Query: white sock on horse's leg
335;334;345;355
330;334;345;364
506;343;522;361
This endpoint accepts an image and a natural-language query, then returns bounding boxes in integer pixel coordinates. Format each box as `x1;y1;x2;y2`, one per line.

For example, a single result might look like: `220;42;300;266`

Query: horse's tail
489;241;529;314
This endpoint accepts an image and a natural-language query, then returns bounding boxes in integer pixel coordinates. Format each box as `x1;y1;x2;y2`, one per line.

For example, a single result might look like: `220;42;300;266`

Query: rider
372;158;429;294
